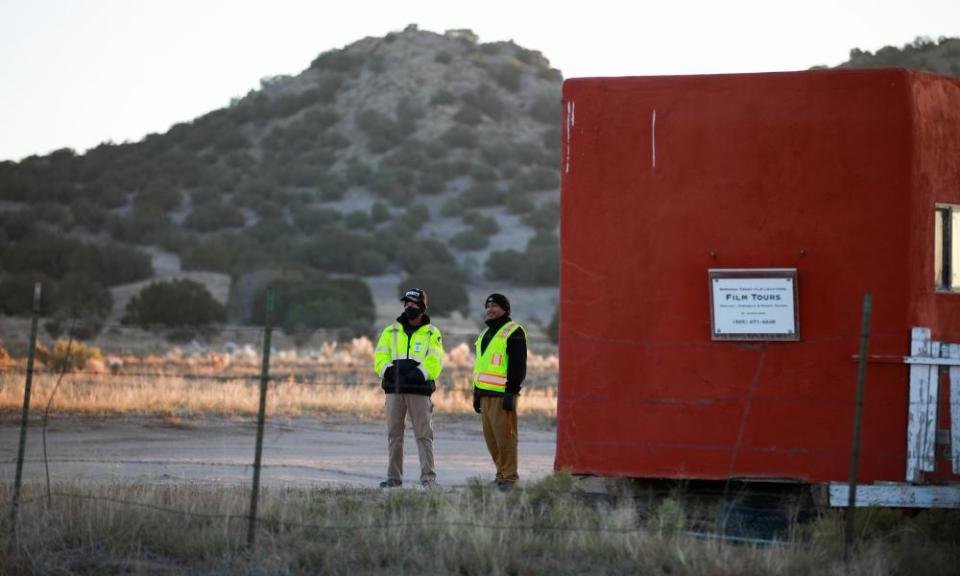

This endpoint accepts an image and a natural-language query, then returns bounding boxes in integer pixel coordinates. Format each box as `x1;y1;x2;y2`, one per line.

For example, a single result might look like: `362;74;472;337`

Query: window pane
935;210;944;287
952;210;960;290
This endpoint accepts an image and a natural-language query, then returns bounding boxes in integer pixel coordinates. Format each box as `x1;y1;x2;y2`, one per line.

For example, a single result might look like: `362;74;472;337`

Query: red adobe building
557;69;960;501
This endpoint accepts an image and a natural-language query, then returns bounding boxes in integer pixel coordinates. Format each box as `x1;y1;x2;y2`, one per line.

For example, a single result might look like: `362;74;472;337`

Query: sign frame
708;268;800;341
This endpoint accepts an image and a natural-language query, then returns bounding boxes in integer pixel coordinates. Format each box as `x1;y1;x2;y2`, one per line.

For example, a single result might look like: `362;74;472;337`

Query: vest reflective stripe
474;322;522;392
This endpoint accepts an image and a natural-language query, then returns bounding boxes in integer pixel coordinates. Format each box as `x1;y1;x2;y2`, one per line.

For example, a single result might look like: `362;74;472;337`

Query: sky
1;0;958;162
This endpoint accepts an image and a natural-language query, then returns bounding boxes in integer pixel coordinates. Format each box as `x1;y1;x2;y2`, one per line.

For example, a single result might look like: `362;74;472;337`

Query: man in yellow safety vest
472;293;527;490
374;288;444;489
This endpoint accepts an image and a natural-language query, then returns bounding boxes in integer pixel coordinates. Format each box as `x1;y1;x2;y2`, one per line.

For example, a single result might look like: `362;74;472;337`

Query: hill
0;25;563;335
825;35;960;75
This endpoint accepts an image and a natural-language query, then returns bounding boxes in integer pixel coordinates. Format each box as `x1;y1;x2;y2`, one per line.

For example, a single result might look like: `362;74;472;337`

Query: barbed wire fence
0;284;953;555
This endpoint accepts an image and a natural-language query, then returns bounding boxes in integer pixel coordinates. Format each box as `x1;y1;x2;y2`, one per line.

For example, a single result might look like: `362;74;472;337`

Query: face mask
403;307;422;320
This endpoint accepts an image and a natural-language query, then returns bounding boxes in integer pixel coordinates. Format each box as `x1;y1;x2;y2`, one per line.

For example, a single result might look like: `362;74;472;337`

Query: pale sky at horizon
1;0;957;162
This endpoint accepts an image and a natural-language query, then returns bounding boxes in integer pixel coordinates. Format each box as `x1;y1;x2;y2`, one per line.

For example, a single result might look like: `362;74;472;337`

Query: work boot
379;478;402;488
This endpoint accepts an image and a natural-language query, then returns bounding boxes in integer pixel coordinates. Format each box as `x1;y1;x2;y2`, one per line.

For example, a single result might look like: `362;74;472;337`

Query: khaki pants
480;396;519;482
385;394;435;482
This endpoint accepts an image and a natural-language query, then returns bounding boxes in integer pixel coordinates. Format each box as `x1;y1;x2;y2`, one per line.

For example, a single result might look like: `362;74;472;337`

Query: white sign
710;269;798;340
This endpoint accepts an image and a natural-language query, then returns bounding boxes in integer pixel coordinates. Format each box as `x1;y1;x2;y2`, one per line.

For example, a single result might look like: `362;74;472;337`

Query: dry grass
0;338;558;421
3;476;956;575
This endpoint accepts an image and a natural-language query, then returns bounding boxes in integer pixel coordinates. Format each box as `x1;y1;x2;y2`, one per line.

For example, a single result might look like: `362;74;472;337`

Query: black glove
502;394;516;412
472;394;482;414
383;366;397;383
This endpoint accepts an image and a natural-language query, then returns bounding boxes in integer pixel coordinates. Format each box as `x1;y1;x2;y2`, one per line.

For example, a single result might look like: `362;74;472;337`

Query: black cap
484;293;510;314
401;287;428;311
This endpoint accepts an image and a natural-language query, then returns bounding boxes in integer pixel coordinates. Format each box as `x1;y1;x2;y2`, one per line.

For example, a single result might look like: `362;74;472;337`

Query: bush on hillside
450;229;489;251
250;272;375;335
123;279;226;328
70;199;107;232
54;273;114;318
355;109;403;153
494;63;523;92
0;273;58;316
398;263;470;317
181;237;233;273
310;49;365;73
462;85;505;121
186;202;246;232
442;125;478;149
486;231;559;285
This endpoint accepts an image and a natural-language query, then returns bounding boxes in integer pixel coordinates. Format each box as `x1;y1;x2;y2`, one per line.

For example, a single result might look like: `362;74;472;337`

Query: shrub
450;229;489;251
523;201;560;231
352;249;388;275
518;166;560;192
344;210;371;229
70;199;107;232
345;158;373;187
398;263;469;316
181;237;232;273
0;273;58;316
251;273;375;333
434;51;453;65
370;202;390;223
418;172;445;195
50;339;102;372
0;210;35;241
486;249;525;282
186;202;246;232
123;279;226;328
467;213;500;235
505;193;535;214
431;89;455;105
107;206;172;245
462;85;505;121
355;109;402;153
401;203;430;228
293;208;342;232
394;238;456;274
495;62;523;92
310;49;365;73
530;91;562;124
442;125;478;149
454;106;483;126
547;304;559;344
55;273;114;318
31;203;70;226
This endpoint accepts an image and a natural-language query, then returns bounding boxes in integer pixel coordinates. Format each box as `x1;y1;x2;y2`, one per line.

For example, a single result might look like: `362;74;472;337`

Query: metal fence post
9;282;42;535
845;293;872;560
247;287;274;550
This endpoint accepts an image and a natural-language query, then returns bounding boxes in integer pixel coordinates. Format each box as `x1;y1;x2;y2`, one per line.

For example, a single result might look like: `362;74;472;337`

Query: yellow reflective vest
374;322;444;381
473;321;523;392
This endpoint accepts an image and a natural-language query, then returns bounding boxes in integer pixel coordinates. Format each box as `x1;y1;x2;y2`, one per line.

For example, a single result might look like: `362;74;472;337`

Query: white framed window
935;204;960;292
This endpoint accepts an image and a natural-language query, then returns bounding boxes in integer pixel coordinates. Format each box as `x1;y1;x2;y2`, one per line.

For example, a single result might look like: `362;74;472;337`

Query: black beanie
485;293;510;314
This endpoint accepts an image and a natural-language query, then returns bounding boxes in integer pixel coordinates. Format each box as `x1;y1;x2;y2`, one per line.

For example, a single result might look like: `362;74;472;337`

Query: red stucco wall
557;69;960;483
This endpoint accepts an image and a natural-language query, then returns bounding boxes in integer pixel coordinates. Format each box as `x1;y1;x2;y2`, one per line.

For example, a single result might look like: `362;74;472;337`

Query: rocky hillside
0;26;563;330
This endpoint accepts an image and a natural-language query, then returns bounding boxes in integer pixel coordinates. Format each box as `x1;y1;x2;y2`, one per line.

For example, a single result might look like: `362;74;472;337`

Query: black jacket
474;315;527;397
380;314;437;396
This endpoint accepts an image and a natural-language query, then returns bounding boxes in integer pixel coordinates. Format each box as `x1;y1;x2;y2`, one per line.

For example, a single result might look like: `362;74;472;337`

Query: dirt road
1;415;557;488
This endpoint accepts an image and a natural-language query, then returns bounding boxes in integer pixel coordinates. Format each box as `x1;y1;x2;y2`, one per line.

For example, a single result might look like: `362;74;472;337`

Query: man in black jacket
374;288;445;488
472;293;526;490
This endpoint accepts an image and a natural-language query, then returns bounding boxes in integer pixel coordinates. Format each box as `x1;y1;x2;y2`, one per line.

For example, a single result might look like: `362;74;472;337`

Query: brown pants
385;394;435;482
480;396;519;482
